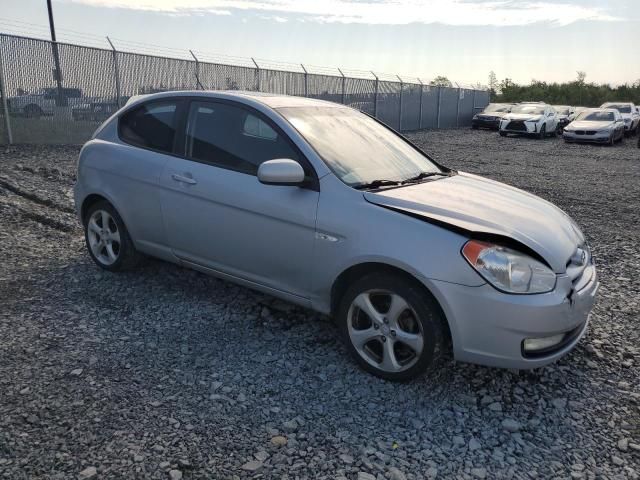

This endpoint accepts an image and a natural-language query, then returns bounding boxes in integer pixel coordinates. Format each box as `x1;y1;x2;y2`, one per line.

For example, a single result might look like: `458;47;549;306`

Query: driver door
158;99;319;300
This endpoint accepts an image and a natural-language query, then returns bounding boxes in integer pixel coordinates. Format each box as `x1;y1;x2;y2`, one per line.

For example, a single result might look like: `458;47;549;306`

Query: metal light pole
47;0;66;106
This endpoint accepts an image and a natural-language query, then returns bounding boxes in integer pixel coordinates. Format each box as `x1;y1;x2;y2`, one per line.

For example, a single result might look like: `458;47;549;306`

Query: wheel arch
80;193;110;223
330;261;452;348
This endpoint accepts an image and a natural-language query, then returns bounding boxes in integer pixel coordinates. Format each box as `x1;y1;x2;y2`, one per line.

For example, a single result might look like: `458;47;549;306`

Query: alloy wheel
347;290;424;373
87;209;121;266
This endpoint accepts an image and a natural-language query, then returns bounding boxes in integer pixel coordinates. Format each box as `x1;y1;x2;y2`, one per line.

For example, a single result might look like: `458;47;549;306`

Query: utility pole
47;0;66;107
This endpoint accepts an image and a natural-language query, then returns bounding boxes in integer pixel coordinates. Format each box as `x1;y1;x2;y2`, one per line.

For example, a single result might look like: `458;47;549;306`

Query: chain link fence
0;33;490;145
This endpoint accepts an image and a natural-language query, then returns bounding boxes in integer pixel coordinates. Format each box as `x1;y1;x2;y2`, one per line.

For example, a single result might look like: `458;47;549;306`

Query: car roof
124;90;343;110
578;108;618;114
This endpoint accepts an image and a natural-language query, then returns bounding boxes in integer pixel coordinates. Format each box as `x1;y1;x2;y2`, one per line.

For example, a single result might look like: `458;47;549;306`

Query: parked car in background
499;102;559;139
600;102;639;135
74;91;598;381
8;87;84;118
552;105;573;132
568;106;587;122
563;108;625;145
72;100;121;122
471;103;514;130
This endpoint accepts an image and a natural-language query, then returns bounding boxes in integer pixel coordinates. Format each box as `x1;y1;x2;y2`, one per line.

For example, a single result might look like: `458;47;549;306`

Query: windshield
603;104;632;114
576;111;615;122
484;104;510;113
510;105;545;115
279;106;442;187
553;106;570;115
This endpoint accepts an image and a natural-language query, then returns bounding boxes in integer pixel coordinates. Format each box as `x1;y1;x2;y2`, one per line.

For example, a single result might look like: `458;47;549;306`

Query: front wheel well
81;194;109;222
330;262;452;346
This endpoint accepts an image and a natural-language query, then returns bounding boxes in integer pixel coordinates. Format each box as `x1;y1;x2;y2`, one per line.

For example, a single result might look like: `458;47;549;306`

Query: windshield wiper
353;179;402;190
401;171;451;184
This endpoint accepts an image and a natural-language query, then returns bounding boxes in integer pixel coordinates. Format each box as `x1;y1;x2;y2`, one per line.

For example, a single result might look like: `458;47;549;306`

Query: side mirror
548;112;554;117
258;159;305;186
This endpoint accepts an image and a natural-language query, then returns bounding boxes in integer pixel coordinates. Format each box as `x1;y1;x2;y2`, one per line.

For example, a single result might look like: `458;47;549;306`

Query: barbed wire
0;16;486;89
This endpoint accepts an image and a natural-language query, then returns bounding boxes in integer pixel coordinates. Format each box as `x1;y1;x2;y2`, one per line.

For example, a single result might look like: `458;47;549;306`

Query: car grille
506;120;527;131
586;131;596;135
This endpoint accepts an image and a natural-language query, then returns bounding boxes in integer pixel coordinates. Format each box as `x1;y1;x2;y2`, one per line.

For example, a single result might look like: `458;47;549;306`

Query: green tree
430;76;453;88
488;71;498;95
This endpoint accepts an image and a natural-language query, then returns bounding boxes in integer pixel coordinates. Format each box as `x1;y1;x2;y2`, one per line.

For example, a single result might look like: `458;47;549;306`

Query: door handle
171;173;197;185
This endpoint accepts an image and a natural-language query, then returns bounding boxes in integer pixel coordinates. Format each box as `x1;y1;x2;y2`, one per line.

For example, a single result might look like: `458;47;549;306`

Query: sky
2;0;639;86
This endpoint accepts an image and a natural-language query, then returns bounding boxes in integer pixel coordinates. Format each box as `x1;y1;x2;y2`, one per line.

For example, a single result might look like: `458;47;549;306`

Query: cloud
65;0;620;26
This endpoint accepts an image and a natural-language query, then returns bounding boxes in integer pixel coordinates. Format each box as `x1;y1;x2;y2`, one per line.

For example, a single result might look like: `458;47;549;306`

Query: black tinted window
185;101;298;175
119;101;179;153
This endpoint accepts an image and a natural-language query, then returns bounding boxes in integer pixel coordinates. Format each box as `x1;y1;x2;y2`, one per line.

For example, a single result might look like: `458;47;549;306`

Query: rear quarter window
119;101;179;153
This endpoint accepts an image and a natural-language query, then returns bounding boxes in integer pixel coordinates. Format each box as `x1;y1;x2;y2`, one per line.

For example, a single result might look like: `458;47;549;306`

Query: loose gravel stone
0;134;638;479
241;460;263;472
78;466;97;479
501;419;521;433
168;470;183;480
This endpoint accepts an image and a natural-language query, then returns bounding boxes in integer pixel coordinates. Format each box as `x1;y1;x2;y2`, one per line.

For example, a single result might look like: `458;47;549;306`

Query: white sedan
499;103;559;139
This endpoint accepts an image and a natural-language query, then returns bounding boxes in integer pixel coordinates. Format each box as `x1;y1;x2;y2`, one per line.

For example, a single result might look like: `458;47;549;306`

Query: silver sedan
74;91;598;381
563;108;625;145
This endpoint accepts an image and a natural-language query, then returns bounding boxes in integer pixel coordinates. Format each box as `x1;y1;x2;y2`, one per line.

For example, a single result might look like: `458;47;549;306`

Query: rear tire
83;200;140;272
472;124;479;130
337;272;446;381
499;131;507;137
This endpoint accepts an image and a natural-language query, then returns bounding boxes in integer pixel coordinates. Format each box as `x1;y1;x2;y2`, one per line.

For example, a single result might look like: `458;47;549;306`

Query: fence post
106;37;122;107
371;71;379;118
301;64;308;97
0;38;13;145
455;83;461;128
338;68;346;105
436;86;442;129
251;57;260;92
190;50;204;90
396;75;403;131
417;78;424;130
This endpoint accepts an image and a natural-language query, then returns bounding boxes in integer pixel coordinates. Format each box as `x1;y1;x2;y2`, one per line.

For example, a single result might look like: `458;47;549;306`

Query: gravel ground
0;131;639;480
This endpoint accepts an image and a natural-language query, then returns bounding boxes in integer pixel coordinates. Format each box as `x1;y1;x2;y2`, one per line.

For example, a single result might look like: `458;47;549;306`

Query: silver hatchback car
74;91;599;381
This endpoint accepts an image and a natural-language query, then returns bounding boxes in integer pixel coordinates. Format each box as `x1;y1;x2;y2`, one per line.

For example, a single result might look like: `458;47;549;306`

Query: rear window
119;101;179;153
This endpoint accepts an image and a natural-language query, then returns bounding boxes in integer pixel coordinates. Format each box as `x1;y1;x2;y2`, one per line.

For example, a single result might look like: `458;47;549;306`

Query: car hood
567;120;613;130
503;113;543;121
364;172;584;273
478;112;508;118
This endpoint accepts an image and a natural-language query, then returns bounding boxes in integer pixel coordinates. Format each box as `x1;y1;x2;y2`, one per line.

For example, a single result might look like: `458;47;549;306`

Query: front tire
499;131;507;137
337;273;446;381
538;124;546;140
84;201;140;271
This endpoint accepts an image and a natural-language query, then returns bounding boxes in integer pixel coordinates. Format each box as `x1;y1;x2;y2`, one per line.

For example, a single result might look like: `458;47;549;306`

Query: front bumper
563;130;611;143
500;120;540;135
472;117;500;129
426;266;599;369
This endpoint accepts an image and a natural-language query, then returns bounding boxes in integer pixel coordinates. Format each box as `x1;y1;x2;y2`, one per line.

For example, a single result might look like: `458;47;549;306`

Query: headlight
462;240;556;294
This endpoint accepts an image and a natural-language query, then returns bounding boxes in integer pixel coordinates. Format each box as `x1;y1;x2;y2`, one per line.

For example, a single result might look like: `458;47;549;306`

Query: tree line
487;71;640;107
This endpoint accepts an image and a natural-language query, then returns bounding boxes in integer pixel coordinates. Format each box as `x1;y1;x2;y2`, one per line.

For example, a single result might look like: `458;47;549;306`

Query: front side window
119;101;179;153
185;101;299;175
278;106;441;187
